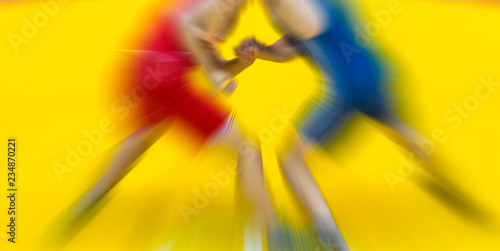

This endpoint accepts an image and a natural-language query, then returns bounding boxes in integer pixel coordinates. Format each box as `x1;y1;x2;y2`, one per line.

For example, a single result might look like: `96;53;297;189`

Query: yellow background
1;0;500;250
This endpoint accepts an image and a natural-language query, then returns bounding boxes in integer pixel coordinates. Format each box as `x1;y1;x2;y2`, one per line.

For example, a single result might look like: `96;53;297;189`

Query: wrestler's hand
209;70;238;95
235;38;265;62
220;80;238;95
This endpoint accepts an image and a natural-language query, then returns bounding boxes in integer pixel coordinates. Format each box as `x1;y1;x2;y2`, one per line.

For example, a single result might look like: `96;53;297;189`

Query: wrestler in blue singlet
289;0;392;145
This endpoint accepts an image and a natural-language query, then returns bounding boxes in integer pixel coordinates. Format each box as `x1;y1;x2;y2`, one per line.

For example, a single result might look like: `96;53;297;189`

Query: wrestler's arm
182;1;252;85
253;36;299;63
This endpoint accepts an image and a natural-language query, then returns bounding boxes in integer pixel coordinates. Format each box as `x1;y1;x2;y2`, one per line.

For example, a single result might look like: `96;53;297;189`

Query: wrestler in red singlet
130;0;231;141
